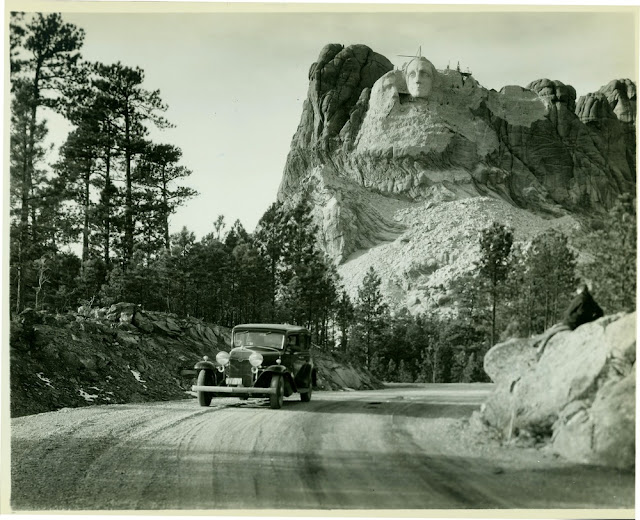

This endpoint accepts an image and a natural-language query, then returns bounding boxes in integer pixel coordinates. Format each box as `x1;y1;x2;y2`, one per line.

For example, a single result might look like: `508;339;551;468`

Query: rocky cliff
9;304;381;417
278;44;636;310
477;312;635;469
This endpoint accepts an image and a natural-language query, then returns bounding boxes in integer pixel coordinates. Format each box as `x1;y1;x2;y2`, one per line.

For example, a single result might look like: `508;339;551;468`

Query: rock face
480;312;635;469
278;44;636;308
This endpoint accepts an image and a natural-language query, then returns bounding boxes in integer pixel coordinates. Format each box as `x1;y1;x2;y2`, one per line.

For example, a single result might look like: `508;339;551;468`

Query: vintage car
191;323;317;409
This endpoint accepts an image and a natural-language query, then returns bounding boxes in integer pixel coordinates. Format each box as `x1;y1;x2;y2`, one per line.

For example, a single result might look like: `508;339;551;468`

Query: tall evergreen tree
335;290;354;353
136;143;197;251
10;12;84;311
352;267;389;369
92;62;171;269
254;202;285;320
55;110;100;262
477;222;513;346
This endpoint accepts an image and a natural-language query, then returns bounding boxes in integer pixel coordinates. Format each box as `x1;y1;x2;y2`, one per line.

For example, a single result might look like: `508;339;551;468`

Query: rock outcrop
278;43;636;309
479;312;635;469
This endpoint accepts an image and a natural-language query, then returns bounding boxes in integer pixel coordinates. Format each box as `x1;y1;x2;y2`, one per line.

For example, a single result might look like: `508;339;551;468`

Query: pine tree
10;12;84;311
55;110;100;262
335;290;354;353
92;62;171;269
135;143;197;251
57;65;124;269
477;222;513;346
352;267;389;369
254;202;285;319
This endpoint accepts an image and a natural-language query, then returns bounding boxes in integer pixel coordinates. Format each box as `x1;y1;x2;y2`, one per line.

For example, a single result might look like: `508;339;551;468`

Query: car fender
294;362;314;388
194;360;217;371
264;364;288;374
255;366;296;395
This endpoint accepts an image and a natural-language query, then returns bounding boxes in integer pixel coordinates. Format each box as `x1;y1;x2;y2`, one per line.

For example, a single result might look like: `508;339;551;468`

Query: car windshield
233;331;284;349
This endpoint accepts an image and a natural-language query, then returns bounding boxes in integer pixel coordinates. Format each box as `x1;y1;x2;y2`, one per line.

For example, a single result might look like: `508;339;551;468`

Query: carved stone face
370;71;402;115
405;58;435;99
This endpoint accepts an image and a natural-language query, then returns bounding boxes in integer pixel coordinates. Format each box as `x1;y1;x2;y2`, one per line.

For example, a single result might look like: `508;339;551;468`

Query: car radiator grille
228;360;253;387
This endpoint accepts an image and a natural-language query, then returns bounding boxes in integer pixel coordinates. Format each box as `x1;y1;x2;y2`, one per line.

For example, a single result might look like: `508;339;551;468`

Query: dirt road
10;383;634;510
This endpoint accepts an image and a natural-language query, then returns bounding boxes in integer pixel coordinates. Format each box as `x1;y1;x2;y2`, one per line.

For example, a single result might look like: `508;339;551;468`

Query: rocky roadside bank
472;312;635;470
9;303;382;418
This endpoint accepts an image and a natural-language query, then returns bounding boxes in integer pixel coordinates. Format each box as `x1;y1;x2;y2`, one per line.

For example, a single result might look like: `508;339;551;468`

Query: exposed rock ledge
477;312;635;469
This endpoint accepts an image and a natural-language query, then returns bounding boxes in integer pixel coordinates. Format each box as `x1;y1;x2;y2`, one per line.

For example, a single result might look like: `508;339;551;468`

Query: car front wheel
269;374;284;409
197;369;213;407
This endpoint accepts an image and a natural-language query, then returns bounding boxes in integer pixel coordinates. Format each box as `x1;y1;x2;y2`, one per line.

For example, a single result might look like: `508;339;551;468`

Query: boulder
133;312;154;333
165;317;182;333
483;336;537;383
152;320;179;336
481;312;635;468
77;305;92;317
107;302;137;322
92;308;107;320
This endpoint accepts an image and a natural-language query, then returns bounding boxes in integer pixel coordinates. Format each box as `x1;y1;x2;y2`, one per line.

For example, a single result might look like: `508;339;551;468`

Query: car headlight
249;352;263;367
215;351;230;366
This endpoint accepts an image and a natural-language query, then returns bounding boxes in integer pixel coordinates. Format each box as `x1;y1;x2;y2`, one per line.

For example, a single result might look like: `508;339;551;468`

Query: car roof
232;323;310;334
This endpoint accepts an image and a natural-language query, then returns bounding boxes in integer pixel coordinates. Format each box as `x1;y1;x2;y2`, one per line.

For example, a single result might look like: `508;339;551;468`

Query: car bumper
191;385;276;395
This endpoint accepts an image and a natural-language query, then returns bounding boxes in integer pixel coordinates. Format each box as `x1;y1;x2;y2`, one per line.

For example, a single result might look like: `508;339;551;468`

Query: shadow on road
223;396;482;419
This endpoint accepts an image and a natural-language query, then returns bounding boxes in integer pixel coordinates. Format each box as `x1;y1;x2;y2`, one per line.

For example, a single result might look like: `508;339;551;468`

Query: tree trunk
432;349;437;384
491;289;497;346
82;167;90;263
161;165;170;250
17;66;42;312
104;146;111;267
124;108;133;270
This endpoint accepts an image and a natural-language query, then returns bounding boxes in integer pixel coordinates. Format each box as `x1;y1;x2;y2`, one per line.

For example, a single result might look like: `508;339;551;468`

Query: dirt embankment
10;304;381;418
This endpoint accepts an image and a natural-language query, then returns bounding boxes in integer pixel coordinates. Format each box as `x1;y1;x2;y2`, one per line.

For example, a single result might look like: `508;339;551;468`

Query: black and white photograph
2;0;637;515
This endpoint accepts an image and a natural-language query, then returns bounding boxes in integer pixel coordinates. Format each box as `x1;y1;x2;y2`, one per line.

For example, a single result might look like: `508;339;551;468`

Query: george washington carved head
403;57;437;99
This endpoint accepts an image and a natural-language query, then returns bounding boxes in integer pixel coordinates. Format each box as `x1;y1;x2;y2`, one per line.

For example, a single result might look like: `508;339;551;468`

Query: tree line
9;13;635;385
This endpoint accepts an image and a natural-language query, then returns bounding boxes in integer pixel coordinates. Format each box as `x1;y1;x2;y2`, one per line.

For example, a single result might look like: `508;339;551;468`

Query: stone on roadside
481;312;636;468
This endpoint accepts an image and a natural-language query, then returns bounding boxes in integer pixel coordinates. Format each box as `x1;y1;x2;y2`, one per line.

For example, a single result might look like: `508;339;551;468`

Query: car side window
287;335;300;351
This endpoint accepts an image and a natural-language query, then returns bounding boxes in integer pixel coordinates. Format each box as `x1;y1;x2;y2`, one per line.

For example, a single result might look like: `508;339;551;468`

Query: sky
14;3;639;240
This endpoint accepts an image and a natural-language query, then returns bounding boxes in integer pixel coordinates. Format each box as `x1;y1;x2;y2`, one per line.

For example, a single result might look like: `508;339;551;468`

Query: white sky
16;5;640;239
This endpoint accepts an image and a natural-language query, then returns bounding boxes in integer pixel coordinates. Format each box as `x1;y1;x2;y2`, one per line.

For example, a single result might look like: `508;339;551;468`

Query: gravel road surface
10;383;634;510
